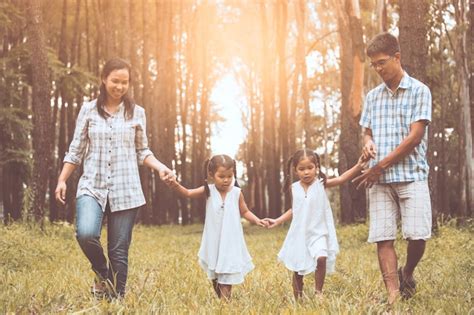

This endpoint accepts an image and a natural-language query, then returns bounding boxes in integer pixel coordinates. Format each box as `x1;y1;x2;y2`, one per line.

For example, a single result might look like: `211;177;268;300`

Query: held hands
262;218;279;228
55;181;67;205
158;166;176;185
352;163;384;190
255;218;270;228
362;139;377;160
352;140;381;190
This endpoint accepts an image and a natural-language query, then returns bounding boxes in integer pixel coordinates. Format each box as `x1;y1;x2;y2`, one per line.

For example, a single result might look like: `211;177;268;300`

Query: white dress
198;184;254;285
278;180;339;275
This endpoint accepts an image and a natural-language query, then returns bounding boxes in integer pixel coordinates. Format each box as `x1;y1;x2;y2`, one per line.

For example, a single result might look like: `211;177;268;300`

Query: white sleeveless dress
278;180;339;275
198;184;254;285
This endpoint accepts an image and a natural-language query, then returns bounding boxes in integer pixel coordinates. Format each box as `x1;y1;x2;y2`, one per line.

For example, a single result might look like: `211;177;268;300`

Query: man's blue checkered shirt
359;72;432;183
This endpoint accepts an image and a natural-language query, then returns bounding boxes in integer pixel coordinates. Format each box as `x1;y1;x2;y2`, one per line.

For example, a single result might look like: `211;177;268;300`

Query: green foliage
0;223;471;313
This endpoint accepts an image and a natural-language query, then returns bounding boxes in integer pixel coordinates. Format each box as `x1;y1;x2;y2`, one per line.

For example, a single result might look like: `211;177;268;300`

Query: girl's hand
357;154;370;169
159;166;176;184
263;218;279;228
164;174;179;188
255;218;269;228
363;139;377;160
55;181;67;205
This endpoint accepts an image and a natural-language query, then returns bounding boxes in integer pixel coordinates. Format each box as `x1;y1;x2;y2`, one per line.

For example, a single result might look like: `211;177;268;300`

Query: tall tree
335;0;366;223
26;0;52;223
452;0;473;219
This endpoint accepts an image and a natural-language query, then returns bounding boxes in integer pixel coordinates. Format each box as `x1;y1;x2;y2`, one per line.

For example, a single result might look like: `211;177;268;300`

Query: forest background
0;0;472;227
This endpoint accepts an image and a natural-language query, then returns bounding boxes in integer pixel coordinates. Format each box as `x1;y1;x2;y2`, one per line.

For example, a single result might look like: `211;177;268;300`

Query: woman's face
102;68;130;103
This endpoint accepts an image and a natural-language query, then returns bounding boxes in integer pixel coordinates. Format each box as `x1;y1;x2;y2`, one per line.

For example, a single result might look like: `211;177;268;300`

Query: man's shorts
368;180;432;243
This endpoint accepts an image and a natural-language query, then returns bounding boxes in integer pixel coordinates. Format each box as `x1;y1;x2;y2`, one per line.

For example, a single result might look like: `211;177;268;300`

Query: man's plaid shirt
359;72;432;183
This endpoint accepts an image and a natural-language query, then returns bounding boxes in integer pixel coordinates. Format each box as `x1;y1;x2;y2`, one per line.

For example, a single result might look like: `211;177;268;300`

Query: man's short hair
366;32;400;57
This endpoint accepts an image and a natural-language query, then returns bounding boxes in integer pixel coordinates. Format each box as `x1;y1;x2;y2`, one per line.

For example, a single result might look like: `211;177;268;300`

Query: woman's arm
325;155;367;188
56;103;90;205
143;155;175;181
55;163;78;205
239;193;267;227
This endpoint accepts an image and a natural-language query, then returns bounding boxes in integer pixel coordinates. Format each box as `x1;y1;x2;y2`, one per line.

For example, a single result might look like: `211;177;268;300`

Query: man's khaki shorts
368;180;432;243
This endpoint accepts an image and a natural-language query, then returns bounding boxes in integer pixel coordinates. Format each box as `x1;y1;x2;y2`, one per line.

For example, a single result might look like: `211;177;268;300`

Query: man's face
369;52;401;83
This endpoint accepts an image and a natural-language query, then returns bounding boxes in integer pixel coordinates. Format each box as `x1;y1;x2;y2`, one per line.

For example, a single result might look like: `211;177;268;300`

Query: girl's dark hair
97;58;135;120
366;32;400;57
203;154;240;197
282;149;327;192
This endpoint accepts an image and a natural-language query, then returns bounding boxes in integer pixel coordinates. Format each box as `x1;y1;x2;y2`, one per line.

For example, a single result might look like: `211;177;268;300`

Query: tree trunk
453;0;473;220
336;0;366;224
277;0;290;211
27;0;53;224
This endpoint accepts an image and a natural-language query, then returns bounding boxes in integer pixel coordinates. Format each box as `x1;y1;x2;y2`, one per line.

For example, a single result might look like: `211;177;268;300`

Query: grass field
1;221;472;313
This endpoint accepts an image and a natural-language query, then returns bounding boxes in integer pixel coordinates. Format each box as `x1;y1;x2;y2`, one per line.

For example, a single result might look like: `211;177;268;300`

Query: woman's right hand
55;181;67;205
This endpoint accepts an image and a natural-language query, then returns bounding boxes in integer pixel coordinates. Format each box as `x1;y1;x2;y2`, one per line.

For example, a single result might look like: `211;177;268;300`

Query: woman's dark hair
282;149;327;192
203;154;239;197
366;32;400;57
97;58;135;120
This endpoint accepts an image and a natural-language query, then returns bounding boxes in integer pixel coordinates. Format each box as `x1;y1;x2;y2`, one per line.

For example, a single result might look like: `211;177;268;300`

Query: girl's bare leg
315;257;327;295
292;272;304;300
212;280;221;298
218;284;232;301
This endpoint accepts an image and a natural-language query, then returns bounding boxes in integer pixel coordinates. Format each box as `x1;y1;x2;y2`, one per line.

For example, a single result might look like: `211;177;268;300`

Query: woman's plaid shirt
64;100;153;212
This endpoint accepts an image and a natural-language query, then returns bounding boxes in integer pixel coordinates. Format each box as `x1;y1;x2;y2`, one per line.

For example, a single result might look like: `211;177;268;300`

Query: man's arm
353;120;428;189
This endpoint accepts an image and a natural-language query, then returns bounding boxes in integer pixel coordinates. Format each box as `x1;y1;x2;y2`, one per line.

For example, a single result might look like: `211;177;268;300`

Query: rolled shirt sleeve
135;106;153;165
63;102;91;165
411;85;432;124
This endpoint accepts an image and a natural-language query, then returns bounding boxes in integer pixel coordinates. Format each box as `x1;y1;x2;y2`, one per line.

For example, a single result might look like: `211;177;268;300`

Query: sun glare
209;73;247;159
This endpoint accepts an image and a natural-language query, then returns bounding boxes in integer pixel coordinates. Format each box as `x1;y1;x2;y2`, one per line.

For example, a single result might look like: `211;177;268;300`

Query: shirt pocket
121;123;136;148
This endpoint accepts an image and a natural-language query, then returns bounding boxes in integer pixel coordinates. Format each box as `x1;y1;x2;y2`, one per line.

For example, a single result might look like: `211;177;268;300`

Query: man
353;33;432;304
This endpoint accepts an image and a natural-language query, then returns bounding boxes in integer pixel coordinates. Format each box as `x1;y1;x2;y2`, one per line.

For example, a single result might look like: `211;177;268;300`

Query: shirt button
108;163;111;166
109;137;112;140
109;150;111;153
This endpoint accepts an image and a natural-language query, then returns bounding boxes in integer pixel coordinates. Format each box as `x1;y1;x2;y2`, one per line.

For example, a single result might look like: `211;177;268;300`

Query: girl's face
102;68;130;103
295;157;318;185
210;166;234;192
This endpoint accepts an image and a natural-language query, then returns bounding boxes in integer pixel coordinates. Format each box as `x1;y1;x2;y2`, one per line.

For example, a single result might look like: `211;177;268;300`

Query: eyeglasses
369;56;393;69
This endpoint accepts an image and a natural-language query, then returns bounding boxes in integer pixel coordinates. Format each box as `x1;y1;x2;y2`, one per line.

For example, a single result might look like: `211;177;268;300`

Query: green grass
1;221;472;313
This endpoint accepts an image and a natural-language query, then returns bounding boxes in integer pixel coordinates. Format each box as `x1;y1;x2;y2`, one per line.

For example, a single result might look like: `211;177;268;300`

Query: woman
55;58;173;298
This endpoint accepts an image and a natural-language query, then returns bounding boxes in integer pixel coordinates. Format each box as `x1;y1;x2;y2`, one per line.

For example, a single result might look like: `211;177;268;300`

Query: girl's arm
166;177;206;199
239;193;267;227
264;209;293;228
325;155;367;188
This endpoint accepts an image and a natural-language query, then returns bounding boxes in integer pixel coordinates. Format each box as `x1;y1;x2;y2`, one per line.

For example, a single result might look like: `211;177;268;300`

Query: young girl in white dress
265;149;367;299
166;154;267;300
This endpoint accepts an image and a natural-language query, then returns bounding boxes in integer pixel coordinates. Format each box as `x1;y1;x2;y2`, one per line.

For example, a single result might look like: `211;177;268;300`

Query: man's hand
352;164;384;189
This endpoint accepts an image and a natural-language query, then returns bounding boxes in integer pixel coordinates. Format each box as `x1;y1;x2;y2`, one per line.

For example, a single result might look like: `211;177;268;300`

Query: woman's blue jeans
75;195;138;296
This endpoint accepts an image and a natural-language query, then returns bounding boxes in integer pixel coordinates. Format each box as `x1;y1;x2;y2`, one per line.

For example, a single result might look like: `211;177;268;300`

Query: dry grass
1;220;472;313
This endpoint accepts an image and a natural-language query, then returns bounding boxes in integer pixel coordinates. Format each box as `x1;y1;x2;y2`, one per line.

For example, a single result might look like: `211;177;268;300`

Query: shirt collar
383;71;412;94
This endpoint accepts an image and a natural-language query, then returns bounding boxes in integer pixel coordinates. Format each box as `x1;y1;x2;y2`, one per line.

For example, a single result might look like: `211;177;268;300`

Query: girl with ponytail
264;149;367;300
166;154;267;300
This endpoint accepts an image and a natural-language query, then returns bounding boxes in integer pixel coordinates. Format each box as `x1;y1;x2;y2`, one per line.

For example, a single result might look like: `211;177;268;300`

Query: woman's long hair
282;149;327;192
203;155;239;198
97;58;135;120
